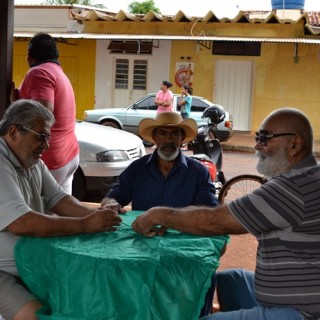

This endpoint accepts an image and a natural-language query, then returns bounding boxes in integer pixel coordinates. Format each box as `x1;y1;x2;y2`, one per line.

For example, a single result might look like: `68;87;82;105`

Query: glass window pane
115;59;129;89
133;60;147;90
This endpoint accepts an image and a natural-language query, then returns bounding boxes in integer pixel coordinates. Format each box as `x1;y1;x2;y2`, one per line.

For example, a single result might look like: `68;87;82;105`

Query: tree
44;0;106;9
128;0;161;14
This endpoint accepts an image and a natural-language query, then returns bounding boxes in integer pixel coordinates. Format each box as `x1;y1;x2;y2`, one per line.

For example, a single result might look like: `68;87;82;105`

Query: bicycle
218;174;266;204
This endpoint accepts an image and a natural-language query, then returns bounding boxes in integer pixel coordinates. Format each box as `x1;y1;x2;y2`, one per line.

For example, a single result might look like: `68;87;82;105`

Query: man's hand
83;209;122;233
100;198;126;214
10;81;20;102
132;209;168;237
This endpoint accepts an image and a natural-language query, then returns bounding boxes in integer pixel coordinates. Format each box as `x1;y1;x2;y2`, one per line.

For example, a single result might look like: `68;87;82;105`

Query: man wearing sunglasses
0;100;122;320
132;108;320;320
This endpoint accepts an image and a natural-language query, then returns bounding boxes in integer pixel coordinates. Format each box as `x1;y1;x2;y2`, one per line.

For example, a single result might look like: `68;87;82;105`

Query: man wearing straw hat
101;112;218;212
101;112;219;317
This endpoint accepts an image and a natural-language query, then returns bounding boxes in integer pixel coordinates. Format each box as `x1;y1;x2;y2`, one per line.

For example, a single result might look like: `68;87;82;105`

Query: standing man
12;33;79;194
133;108;320;320
0;100;121;320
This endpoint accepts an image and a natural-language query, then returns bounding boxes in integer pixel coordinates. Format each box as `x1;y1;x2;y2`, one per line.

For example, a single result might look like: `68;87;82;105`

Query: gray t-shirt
0;138;67;275
228;155;320;318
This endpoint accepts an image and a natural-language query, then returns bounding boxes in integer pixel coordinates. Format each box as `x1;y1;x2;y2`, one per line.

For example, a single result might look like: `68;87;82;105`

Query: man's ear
289;134;303;156
7;125;19;141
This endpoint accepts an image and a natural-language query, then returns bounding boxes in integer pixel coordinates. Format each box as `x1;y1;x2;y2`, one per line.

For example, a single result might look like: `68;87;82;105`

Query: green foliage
44;0;106;9
128;0;161;14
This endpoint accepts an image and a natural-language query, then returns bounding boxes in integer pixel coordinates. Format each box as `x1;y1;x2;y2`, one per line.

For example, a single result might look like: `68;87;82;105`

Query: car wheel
72;168;86;201
101;120;120;129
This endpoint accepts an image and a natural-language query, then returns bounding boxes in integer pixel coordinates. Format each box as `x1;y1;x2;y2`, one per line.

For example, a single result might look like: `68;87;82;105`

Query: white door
112;58;148;107
214;60;253;131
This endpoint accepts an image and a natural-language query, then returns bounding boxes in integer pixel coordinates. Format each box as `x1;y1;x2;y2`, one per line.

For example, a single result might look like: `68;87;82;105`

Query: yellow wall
82;18;320;138
169;41;320;138
13;18;320;137
252;42;320;137
13;38;96;120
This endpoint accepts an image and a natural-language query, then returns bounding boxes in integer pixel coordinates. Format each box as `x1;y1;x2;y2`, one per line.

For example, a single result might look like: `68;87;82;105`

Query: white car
73;121;146;200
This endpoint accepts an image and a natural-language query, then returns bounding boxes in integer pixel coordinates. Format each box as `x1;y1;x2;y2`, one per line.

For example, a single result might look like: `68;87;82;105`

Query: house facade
13;5;320;137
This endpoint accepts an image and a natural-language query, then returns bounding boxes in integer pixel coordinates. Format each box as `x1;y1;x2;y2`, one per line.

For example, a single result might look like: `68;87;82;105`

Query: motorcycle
189;105;226;197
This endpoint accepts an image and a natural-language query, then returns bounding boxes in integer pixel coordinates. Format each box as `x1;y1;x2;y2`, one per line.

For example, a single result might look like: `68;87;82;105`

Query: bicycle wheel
218;174;265;204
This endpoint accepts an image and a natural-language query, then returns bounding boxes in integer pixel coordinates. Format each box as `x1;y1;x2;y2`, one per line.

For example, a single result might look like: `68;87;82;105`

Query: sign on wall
175;62;194;87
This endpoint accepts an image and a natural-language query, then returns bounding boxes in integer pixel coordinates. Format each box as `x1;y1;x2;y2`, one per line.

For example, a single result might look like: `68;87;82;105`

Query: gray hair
0;99;55;136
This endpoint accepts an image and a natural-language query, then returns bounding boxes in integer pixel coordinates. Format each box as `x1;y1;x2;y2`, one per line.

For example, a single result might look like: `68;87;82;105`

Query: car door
123;95;158;134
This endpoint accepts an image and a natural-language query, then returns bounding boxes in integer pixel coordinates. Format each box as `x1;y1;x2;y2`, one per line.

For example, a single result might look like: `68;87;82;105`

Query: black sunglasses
255;130;296;146
21;126;51;143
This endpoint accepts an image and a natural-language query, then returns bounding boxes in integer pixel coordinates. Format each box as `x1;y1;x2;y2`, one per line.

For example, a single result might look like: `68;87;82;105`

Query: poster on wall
175;62;194;88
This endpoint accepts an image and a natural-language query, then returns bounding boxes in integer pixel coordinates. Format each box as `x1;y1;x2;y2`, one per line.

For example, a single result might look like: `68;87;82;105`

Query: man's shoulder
29;62;62;76
130;153;153;167
183;155;208;171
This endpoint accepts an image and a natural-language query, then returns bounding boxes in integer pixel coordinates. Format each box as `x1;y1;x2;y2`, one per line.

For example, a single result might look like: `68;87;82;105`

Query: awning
13;32;320;44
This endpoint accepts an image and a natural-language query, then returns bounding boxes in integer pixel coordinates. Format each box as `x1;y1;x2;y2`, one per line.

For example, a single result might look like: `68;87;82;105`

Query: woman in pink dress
154;80;173;114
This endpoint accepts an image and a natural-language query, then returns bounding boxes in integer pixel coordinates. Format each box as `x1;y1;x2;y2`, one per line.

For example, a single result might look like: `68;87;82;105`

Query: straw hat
139;112;198;144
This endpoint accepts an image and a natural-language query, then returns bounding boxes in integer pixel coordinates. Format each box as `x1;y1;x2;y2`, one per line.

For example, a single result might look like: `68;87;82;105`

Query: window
133;60;147;90
176;97;208;112
212;41;261;56
135;97;150;110
191;98;208;112
114;59;129;89
135;96;157;111
108;41;153;54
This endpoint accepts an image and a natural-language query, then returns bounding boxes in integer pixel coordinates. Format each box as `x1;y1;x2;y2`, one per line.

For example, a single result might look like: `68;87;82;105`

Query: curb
221;144;255;153
221;142;320;157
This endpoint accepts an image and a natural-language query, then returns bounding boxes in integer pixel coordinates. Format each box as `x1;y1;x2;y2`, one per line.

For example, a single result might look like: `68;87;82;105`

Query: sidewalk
221;132;320;157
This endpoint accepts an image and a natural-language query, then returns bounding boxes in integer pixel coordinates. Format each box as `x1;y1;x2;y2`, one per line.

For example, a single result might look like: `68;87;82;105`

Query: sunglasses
255;130;296;146
22;126;51;144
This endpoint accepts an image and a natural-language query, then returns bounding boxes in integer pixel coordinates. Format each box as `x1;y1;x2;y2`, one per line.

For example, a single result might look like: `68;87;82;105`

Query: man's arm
7;206;122;237
50;194;95;217
178;97;186;106
35;99;54;112
132;205;247;237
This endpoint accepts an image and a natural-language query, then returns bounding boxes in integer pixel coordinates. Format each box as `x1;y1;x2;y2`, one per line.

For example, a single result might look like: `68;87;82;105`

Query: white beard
256;147;290;178
157;143;180;161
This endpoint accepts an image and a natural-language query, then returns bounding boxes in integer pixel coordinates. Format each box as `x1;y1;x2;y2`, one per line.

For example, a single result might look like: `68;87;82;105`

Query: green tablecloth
14;211;229;320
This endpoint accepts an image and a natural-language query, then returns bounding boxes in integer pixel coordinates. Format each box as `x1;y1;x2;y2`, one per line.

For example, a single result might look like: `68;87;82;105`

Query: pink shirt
19;62;79;170
155;89;173;113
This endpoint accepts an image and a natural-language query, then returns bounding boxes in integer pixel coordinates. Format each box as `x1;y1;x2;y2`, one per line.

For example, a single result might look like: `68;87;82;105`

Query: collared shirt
107;150;218;210
0;138;67;275
228;155;320;317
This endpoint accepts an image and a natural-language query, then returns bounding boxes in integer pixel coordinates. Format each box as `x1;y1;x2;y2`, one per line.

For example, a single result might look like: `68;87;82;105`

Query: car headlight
96;150;129;162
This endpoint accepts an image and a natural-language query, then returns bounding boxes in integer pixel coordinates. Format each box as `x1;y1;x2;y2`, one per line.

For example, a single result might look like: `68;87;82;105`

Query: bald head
261;108;313;155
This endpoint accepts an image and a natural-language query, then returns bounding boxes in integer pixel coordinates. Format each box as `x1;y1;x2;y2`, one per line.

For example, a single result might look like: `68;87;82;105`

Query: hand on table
100;198;127;214
83;209;122;233
132;209;167;237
